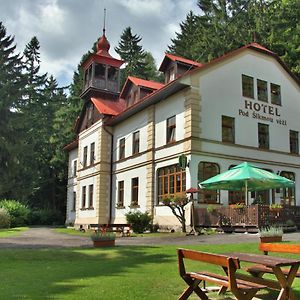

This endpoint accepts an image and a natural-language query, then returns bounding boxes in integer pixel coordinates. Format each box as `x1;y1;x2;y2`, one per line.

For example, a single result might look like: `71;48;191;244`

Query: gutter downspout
103;125;114;224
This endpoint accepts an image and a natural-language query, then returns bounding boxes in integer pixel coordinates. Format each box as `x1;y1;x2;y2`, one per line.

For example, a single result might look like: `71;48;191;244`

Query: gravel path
0;227;299;249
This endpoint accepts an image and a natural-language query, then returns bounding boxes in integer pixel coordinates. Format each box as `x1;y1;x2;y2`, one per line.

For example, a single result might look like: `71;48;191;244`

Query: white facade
66;44;300;230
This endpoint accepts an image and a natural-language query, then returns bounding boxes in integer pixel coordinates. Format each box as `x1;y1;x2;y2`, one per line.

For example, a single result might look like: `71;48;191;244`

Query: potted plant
269;203;283;212
259;226;283;243
90;231;116;247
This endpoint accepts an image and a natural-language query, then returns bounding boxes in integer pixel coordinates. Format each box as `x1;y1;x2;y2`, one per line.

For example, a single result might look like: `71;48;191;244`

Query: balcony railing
84;78;118;93
194;205;300;230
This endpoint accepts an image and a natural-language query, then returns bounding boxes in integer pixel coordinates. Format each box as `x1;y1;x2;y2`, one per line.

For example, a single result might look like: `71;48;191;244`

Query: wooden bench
247;243;300;278
90;223;131;237
177;248;266;300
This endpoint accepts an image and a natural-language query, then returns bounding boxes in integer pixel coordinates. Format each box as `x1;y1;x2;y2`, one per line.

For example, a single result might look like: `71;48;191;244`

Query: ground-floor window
157;165;186;203
72;191;76;211
280;171;295;206
198;162;220;203
117;181;124;208
131;177;139;206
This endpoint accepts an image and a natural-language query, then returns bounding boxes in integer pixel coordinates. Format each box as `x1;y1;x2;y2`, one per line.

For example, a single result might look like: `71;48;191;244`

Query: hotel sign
238;100;287;126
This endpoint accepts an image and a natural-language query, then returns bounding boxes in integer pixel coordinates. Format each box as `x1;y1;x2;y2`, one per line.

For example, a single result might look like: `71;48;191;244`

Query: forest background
0;0;299;222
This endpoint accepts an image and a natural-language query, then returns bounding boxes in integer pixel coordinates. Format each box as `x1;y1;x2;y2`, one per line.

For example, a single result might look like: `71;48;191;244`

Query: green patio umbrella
199;162;295;205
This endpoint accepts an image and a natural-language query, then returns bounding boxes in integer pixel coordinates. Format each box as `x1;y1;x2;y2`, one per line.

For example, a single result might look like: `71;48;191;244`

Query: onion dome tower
81;23;124;100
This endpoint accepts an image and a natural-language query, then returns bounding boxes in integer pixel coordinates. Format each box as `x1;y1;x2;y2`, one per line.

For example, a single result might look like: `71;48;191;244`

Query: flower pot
260;236;282;243
93;240;115;247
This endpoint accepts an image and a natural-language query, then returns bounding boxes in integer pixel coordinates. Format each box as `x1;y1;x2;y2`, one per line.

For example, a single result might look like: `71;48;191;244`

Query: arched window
198;162;220;203
157;165;186;203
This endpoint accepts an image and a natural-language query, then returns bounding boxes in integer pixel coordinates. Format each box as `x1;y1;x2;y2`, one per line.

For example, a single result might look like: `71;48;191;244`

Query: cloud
0;0;199;87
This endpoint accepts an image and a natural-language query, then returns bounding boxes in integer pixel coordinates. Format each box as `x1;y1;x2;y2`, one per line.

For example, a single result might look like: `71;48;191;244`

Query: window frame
198;162;220;204
83;146;88;167
166;116;176;144
131;177;139;206
290;130;299;154
119;138;125;160
157;165;186;204
118;181;124;207
257;79;268;102
72;191;76;211
132;131;140;155
73;160;77;177
270;83;281;105
258;123;269;149
82;186;86;208
222;115;235;143
242;74;254;99
90;142;95;165
88;184;93;208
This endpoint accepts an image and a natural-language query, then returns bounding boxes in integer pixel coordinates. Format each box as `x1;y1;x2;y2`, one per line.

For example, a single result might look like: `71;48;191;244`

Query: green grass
0;227;28;238
0;243;299;299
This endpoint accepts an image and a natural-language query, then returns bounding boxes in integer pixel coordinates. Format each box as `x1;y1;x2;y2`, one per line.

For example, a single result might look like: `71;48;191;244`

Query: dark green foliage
28;209;64;225
0;208;11;229
115;27;162;85
168;0;300;78
125;211;152;233
0;200;30;227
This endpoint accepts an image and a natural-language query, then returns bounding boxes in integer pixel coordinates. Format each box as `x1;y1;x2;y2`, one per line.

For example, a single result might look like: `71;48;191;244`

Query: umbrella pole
245;180;248;205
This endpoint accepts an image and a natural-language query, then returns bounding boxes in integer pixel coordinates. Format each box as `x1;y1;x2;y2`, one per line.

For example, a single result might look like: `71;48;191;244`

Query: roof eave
107;81;189;125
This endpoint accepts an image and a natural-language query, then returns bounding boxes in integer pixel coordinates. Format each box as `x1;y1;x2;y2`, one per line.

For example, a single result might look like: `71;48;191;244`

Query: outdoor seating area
177;244;300;300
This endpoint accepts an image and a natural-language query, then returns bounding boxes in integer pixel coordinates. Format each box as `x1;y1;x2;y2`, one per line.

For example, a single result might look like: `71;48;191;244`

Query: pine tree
0;22;26;200
115;27;148;84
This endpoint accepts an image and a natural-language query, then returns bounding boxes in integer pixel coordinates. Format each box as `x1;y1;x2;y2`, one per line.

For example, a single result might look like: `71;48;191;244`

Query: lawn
0;227;28;238
0;243;300;299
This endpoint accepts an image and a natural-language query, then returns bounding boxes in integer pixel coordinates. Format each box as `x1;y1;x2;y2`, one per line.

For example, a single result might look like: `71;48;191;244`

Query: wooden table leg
178;277;208;300
272;264;299;300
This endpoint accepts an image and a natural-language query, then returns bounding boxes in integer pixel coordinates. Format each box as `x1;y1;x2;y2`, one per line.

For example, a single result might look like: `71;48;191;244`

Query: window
280;171;295;206
198;162;220;203
88;184;93;208
166;116;176;143
119;138;125;159
290;130;299;154
157;165;186;203
166;66;175;83
257;79;268;102
72;191;76;211
222;116;235;143
242;74;254;98
87;103;94;120
95;63;105;78
108;66;117;80
270;83;281;105
118;181;124;207
73;160;77;177
131;177;139;206
132;131;140;155
258;123;269;149
90;142;95;165
82;186;86;208
83;146;88;167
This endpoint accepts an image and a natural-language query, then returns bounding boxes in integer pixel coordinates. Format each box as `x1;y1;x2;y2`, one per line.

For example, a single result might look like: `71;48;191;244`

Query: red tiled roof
165;53;203;67
128;76;164;90
120;76;164;99
91;97;126;116
63;139;78;151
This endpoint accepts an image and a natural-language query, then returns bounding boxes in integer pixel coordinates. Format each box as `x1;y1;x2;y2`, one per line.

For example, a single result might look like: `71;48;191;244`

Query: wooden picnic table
227;252;300;300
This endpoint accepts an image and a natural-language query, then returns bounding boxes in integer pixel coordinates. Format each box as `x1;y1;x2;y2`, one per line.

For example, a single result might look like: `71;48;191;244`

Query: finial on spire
103;8;106;35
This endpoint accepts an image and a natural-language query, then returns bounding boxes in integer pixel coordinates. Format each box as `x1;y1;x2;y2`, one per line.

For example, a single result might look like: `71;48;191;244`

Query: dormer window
166;66;175;83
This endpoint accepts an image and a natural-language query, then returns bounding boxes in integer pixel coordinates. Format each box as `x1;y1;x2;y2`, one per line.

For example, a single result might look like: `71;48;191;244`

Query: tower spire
103;8;106;35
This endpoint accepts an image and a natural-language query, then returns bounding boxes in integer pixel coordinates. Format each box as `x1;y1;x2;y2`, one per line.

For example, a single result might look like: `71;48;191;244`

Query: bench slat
247;264;300;278
189;271;266;290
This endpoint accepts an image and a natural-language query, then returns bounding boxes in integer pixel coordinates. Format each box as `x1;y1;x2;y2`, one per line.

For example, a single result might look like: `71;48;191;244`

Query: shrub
0;200;30;227
125;211;152;233
0;208;11;229
28;209;65;225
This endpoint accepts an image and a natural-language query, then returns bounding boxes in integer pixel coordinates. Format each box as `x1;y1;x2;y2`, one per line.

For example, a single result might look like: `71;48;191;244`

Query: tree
162;194;189;232
0;22;26;200
115;27;153;85
168;0;300;78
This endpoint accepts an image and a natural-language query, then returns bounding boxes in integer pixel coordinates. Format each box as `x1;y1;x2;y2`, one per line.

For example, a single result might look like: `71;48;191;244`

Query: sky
0;0;199;88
